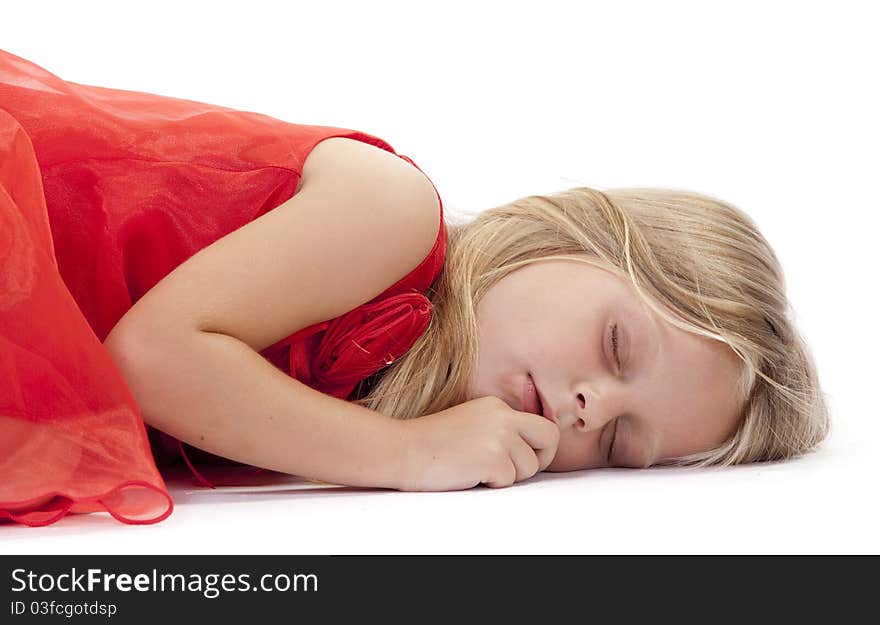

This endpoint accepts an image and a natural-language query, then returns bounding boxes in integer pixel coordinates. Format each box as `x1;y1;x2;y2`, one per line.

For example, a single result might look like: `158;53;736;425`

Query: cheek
474;315;530;376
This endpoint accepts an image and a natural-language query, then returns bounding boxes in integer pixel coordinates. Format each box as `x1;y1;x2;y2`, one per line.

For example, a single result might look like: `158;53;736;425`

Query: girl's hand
394;396;560;491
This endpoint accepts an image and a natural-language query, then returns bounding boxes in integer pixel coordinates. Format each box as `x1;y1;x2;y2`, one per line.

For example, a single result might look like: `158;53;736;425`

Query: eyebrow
635;431;655;467
624;421;657;468
612;426;641;468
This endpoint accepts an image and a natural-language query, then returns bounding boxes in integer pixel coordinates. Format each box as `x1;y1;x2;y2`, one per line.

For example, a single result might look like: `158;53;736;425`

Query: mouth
522;374;539;416
524;374;550;422
533;378;555;425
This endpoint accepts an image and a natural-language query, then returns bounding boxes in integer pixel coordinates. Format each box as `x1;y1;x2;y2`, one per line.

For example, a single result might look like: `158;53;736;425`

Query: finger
510;436;541;482
483;456;517;489
515;413;560;470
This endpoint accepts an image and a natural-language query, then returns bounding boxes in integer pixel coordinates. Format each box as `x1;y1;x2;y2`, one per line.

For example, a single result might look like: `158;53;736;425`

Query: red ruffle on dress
0;49;446;526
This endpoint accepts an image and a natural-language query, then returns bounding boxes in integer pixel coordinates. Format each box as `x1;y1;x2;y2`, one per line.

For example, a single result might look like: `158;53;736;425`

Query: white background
2;0;877;553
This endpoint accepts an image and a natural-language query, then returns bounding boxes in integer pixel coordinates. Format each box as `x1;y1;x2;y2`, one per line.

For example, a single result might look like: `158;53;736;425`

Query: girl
0;49;829;527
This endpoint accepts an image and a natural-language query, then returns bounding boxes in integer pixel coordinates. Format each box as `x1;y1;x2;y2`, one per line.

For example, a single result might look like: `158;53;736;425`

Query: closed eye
611;322;621;370
607;418;619;465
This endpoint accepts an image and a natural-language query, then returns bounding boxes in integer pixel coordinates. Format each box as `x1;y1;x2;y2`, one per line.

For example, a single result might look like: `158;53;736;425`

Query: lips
535;386;546;419
523;374;551;422
533;377;555;425
522;375;541;416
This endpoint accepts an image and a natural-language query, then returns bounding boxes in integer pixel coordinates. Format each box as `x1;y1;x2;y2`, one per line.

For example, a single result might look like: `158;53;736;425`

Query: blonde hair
348;187;830;468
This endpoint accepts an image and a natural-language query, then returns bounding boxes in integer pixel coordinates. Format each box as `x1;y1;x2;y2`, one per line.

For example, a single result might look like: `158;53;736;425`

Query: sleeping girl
0;48;829;525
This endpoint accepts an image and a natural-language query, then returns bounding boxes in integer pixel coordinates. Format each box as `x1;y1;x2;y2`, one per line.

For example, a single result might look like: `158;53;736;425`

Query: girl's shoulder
296;136;435;196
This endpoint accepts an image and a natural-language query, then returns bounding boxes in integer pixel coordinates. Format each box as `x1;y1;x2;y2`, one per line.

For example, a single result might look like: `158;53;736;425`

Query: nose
570;384;616;433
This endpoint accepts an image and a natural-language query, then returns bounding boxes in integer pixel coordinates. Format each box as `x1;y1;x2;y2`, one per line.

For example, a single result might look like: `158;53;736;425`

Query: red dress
0;49;447;527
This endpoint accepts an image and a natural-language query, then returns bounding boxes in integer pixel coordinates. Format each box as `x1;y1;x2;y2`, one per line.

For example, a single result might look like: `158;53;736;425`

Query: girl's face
465;259;745;470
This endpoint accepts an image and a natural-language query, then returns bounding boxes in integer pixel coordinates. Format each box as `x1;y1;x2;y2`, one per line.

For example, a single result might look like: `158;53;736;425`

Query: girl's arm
103;137;441;488
106;325;410;488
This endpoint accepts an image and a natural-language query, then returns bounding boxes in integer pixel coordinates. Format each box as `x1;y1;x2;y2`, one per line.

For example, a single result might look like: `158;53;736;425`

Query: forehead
636;295;745;461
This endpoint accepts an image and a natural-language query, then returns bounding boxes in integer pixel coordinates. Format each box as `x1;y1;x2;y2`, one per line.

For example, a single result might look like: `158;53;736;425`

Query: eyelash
608;417;619;465
611;323;621;370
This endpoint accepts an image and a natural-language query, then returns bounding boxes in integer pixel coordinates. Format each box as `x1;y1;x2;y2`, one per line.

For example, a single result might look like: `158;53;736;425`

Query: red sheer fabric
0;107;173;526
0;49;446;525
